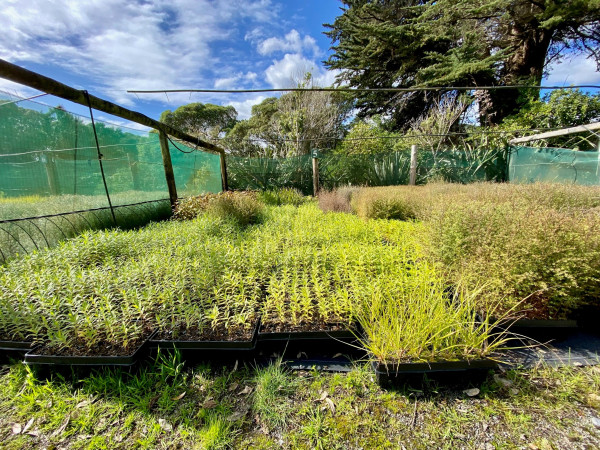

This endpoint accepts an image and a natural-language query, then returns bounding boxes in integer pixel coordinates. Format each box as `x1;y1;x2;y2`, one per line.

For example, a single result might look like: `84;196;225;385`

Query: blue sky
1;0;598;131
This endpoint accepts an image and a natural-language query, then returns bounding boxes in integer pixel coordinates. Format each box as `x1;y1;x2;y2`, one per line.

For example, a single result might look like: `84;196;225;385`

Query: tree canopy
224;74;353;157
159;103;237;141
324;0;600;128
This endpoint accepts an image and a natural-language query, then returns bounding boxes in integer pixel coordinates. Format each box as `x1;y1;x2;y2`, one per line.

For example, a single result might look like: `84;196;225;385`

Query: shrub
174;191;265;226
352;188;418;221
205;192;265;227
257;188;306;206
318;189;353;213
426;195;600;319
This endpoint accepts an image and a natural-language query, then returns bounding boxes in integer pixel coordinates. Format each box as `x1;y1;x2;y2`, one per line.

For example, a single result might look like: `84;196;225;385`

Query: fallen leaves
51;415;70;437
171;392;186;401
202;397;217;409
239;385;252;395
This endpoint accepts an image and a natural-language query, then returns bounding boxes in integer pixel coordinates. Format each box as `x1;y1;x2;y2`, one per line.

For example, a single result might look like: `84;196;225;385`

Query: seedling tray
257;324;362;356
493;318;579;343
372;358;497;388
24;331;156;367
149;320;260;351
0;340;32;362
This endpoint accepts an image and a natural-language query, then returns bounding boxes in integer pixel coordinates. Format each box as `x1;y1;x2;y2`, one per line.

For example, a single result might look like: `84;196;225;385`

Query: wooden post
158;130;178;211
43;154;59;195
312;154;319;196
219;151;229;191
409;144;418;186
127;153;142;191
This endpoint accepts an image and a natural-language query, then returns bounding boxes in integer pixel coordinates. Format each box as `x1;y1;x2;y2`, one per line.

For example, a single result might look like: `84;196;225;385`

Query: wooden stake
409;144;418;185
312;155;319;196
158;130;178;211
220;151;229;191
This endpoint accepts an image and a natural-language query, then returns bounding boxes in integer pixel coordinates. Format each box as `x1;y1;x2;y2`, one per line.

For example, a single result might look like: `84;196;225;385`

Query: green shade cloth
508;146;600;185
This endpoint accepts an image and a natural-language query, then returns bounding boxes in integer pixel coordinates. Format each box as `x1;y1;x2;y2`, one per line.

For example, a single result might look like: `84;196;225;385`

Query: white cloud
265;53;339;88
214;72;259;89
0;0;277;105
258;29;319;57
226;95;267;120
545;54;600;86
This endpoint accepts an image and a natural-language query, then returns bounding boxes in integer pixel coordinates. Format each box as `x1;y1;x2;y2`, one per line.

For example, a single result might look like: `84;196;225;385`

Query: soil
260;321;352;334
156;323;256;342
33;335;148;357
0;333;30;343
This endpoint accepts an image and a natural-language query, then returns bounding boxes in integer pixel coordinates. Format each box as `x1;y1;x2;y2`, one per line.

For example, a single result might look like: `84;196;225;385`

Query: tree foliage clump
159;103;238;141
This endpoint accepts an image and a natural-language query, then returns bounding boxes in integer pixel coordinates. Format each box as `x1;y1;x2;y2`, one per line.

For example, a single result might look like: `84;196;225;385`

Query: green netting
0;91;222;262
228;147;507;194
508;146;600;185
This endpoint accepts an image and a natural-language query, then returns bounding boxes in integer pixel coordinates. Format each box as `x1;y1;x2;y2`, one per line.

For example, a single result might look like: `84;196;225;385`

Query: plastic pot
149;320;260;350
147;321;261;363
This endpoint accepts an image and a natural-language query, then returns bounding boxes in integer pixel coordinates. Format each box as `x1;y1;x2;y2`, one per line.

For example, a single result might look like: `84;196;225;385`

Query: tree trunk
482;14;554;125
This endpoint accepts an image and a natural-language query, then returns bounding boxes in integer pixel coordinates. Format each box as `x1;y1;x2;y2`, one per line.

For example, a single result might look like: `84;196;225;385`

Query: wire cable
127;85;600;95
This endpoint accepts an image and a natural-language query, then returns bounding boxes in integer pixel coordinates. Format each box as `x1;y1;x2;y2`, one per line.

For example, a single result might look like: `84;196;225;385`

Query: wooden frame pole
0;58;225;154
220;152;229;191
158;130;178;210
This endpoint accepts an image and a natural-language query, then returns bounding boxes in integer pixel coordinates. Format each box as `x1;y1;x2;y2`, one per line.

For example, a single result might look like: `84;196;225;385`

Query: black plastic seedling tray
257;324;363;357
372;358;498;388
24;331;156;367
0;340;32;362
493;318;579;343
148;321;261;363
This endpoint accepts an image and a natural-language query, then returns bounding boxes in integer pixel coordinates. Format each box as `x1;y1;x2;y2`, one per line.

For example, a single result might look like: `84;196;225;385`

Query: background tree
159;103;237;141
500;89;600;149
224;73;353;157
325;0;600;128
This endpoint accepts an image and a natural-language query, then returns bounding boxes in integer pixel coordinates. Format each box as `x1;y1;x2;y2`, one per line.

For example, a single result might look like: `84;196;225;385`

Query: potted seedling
358;266;507;388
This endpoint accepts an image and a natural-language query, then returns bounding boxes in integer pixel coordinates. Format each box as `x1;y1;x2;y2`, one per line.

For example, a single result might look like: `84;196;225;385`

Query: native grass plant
357;261;508;364
0;212;251;353
427;199;600;319
0;195;171;264
317;186;359;213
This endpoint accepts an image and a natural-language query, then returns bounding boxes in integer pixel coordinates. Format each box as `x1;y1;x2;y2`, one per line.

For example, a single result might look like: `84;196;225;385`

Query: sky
0;0;599;131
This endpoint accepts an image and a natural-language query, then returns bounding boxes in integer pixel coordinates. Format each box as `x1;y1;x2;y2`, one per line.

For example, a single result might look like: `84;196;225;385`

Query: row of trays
0;318;584;388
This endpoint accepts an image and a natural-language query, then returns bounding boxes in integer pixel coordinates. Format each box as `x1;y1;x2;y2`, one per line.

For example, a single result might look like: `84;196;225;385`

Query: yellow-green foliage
342;182;600;319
